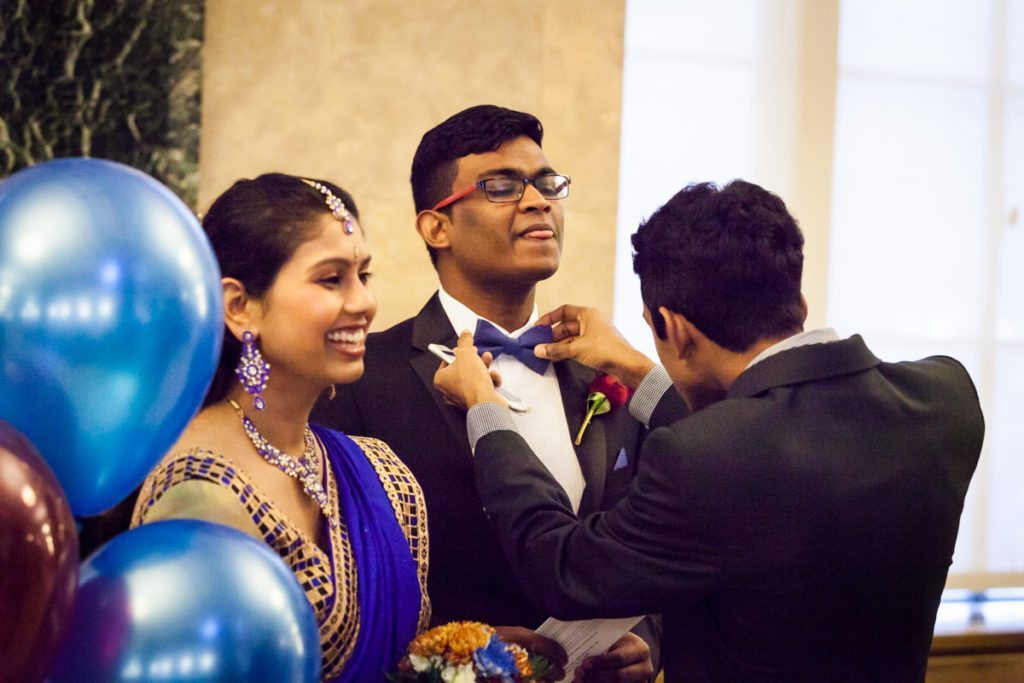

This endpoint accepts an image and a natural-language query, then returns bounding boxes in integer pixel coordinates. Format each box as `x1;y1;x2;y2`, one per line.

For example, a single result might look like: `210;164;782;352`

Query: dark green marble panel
0;0;203;207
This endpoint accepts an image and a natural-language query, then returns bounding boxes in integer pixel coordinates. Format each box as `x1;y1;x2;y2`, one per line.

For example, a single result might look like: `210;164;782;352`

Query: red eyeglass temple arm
431;182;478;211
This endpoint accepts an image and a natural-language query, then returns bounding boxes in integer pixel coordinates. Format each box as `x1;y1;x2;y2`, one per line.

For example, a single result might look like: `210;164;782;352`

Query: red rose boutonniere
574;373;633;445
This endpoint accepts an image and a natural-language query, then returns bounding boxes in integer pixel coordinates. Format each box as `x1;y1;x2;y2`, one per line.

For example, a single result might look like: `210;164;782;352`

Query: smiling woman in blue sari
132;173;429;680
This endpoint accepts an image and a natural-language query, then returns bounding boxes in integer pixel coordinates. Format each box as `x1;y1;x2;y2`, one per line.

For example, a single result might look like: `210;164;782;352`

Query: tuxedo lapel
409;294;470;454
556;359;607;517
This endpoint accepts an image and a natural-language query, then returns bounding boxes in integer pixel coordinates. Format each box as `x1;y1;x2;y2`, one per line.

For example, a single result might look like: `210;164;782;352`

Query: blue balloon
47;520;321;682
0;158;222;515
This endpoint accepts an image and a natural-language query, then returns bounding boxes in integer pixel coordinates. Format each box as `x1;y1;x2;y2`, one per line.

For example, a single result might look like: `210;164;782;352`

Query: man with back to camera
433;179;985;681
313;105;681;680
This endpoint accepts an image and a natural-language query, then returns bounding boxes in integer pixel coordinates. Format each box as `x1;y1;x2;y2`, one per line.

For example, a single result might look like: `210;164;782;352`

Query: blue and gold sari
133;426;430;680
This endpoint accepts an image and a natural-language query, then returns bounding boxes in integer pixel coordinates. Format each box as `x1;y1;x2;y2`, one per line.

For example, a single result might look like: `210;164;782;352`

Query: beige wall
200;0;626;330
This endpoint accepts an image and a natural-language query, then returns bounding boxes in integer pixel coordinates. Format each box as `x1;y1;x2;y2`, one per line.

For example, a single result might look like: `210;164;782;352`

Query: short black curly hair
631;180;805;352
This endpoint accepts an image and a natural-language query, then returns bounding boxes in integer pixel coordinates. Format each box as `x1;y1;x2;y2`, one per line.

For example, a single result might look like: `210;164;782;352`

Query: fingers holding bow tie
533;305;655;388
434;331;507;411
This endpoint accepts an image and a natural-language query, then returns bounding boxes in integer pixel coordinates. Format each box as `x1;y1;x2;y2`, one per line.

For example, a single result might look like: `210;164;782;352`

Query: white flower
408;653;437;672
441;663;476;683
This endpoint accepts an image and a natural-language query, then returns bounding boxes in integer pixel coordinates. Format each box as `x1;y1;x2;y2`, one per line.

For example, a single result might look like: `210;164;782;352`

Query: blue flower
472;634;519;681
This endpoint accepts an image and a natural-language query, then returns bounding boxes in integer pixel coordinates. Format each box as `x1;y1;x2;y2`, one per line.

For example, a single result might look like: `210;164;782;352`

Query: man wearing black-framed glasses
431;173;572;210
315;105;677;681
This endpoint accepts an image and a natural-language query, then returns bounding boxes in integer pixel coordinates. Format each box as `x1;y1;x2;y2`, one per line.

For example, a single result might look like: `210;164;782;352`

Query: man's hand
433;330;506;411
575;632;654;682
534;305;655;388
493;626;568;682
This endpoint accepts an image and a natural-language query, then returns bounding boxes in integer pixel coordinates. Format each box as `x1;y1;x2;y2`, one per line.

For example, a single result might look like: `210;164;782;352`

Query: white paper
535;615;644;680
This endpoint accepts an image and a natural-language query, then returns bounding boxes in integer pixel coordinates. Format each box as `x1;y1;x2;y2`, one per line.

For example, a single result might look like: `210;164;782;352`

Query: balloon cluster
0;160;320;681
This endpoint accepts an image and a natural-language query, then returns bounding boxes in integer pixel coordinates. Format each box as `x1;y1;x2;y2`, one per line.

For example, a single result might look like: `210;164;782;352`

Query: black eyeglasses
432;174;571;211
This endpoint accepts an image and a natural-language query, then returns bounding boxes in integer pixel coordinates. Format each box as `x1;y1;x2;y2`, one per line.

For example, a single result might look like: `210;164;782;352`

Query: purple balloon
0;420;79;683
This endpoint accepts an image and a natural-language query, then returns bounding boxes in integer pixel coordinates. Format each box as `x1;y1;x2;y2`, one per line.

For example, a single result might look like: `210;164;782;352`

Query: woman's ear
222;277;259;342
415;210;451;252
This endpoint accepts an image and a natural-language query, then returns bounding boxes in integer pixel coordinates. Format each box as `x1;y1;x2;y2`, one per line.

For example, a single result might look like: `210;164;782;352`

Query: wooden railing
927;591;1024;682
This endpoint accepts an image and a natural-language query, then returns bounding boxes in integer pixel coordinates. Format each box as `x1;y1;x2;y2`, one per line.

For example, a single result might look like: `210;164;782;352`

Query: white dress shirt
438;287;586;512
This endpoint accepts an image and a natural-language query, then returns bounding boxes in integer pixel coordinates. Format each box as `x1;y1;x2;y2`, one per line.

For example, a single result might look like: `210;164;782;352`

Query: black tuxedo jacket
313;294;680;651
472;336;984;682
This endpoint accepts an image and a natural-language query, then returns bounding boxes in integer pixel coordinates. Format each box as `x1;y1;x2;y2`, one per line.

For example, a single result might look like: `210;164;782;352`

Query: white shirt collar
437;286;539;339
745;327;841;369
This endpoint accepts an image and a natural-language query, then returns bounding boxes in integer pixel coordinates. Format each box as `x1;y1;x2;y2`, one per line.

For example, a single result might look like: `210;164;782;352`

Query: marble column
0;0;203;207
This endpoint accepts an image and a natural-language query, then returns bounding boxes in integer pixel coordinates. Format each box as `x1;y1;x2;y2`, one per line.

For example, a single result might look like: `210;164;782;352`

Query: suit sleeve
629;380;686;672
474;424;719;620
648;389;689;430
628;365;689;430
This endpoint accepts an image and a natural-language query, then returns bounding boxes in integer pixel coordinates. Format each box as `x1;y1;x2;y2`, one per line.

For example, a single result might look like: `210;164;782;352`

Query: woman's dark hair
201;173;359;407
631;180;805;352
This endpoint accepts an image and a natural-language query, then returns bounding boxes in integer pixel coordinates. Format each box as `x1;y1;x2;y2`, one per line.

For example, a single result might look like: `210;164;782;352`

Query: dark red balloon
0;419;79;683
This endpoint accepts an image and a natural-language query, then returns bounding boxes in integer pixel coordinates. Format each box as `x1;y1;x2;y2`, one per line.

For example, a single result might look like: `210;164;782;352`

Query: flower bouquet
389;621;553;683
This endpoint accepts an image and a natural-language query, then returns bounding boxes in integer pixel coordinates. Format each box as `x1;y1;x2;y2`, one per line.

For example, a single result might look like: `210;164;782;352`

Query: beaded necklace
227;399;338;529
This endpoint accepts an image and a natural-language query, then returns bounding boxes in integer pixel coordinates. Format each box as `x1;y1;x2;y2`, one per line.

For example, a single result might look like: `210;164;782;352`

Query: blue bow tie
473;319;553;374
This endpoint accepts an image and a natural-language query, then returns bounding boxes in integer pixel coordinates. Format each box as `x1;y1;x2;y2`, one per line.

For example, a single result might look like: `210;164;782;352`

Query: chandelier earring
236;330;270;410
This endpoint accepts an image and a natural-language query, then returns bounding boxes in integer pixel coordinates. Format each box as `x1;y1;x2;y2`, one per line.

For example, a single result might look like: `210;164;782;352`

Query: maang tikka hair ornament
236;330;270;410
301;178;354;234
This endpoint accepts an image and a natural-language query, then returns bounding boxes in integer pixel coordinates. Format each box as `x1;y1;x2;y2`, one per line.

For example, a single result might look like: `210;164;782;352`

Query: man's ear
222;277;259;342
658;306;694;360
415;210;451;252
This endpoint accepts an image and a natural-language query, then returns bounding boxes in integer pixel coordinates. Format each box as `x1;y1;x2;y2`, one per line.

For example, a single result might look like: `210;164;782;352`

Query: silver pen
427;343;530;413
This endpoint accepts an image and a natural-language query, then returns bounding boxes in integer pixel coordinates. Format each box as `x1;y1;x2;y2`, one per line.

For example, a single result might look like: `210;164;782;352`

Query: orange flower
446;622;494;663
407;621;494;664
510;643;532;677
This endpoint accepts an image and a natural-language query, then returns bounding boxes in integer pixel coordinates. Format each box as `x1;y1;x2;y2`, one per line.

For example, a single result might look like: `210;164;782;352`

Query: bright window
616;0;1024;587
615;0;760;361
